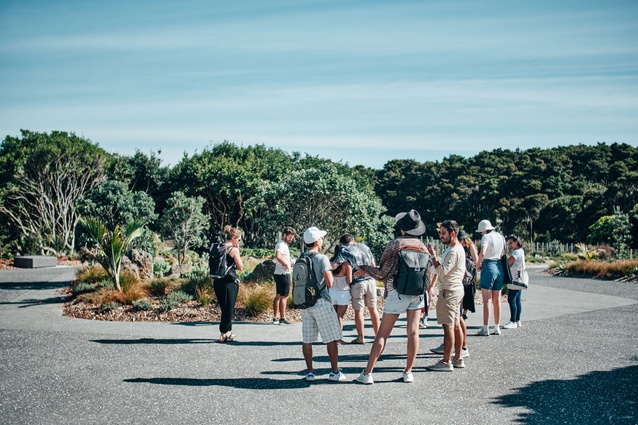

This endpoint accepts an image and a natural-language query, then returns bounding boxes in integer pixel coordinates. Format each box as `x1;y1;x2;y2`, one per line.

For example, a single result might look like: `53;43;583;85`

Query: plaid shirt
359;235;427;295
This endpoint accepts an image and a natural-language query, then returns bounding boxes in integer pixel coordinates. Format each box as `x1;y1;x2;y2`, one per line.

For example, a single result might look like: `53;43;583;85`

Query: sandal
350;339;365;345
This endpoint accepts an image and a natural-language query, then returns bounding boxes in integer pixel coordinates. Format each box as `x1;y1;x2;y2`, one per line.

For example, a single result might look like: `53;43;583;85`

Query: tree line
1;130;636;260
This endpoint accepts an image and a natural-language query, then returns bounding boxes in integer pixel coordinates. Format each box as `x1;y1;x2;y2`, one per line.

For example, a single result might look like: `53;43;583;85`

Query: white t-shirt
274;240;291;275
510;248;526;275
480;232;505;260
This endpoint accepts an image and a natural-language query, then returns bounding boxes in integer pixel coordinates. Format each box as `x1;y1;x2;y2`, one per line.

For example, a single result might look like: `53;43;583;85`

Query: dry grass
562;259;638;279
240;283;275;317
75;265;110;284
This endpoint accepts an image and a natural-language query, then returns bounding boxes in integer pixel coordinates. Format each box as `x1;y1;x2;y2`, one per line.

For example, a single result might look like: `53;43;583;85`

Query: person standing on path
213;225;244;343
475;219;506;336
355;209;428;384
272;226;296;325
503;235;526;329
300;227;347;383
426;220;466;372
332;233;380;344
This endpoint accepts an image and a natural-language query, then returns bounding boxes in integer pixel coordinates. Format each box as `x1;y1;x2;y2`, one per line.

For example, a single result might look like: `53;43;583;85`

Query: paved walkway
1;266;637;424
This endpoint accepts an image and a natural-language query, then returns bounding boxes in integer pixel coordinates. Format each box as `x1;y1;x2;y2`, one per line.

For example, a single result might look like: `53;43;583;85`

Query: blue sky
1;0;637;169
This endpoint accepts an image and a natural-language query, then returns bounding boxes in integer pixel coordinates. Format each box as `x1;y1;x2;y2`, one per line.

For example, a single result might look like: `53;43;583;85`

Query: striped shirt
359;235;428;295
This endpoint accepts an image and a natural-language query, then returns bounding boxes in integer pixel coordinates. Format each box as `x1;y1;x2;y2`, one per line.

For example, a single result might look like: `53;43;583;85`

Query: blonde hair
224;225;242;241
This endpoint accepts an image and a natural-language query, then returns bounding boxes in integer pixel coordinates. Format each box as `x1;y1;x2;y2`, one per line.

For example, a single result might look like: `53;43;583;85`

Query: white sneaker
272;318;279;325
403;371;414;383
477;327;490;336
328;370;347;382
460;347;470;358
356;371;374;385
305;372;315;382
419;320;428;329
428;360;453;372
453;358;465;369
516;321;522;328
492;326;501;335
503;321;517;329
430;343;445;354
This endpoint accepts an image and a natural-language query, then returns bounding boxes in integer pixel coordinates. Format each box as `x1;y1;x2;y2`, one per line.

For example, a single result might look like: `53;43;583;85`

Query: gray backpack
291;252;323;309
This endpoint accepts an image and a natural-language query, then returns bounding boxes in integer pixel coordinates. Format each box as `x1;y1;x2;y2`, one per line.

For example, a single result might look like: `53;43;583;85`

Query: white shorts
329;289;351;306
301;298;343;344
383;289;424;315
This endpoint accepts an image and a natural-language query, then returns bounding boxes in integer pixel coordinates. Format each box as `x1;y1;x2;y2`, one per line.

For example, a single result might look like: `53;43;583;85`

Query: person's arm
323;270;335;288
470;245;479;264
275;250;290;271
344;263;353;284
508;255;515;267
230;247;243;271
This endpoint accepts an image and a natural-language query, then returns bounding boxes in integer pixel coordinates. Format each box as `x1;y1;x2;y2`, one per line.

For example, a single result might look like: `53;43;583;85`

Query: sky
1;0;637;169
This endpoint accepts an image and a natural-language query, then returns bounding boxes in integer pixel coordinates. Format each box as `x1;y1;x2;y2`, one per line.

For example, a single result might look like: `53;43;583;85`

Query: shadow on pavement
492;364;638;423
0;282;69;290
123;377;311;389
91;337;303;346
0;295;68;307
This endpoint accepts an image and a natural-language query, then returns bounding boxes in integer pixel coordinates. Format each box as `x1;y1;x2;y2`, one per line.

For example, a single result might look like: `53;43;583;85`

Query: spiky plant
79;217;145;292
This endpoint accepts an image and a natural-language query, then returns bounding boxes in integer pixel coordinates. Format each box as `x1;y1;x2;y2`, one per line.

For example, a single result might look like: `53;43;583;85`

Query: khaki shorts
436;288;464;326
350;278;378;310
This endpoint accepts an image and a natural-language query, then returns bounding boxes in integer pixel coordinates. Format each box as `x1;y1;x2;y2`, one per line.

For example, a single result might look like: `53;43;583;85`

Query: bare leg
302;343;313;372
326;341;339;372
492;290;501;325
459;316;467;347
335;305;348;331
405;309;420;373
353;309;365;342
442;323;454;363
273;295;281;320
364;313;399;375
368;306;381;335
279;297;287;319
453;322;463;360
481;288;492;326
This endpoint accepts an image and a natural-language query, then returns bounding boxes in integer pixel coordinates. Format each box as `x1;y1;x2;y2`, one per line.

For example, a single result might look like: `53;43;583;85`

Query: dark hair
507;234;524;248
339;234;354;245
440;219;459;235
331;244;343;262
283;226;296;236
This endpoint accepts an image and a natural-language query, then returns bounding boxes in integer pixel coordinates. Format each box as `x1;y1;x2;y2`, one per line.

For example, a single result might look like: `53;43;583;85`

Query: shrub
99;301;121;312
179;270;212;296
158;290;192;312
112;282;149;305
77;290;108;305
195;286;215;306
118;271;140;293
242;285;273;317
563;259;638;279
153;260;172;278
75;265;110;284
180;265;209;281
149;277;181;297
71;281;96;296
132;298;154;311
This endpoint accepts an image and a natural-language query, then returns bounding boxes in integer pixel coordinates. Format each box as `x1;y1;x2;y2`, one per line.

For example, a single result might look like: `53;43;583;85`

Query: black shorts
274;273;291;296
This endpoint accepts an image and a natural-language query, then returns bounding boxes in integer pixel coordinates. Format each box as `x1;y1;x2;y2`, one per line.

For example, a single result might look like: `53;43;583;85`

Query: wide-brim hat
395;209;426;236
458;230;470;240
303;226;327;244
476;219;495;233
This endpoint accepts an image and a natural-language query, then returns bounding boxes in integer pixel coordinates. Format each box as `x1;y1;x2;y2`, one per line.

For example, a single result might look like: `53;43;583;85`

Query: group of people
210;210;526;384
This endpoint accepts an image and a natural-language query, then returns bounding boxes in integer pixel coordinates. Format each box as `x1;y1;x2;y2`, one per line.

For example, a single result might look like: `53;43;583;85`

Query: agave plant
79;217;146;292
575;243;603;261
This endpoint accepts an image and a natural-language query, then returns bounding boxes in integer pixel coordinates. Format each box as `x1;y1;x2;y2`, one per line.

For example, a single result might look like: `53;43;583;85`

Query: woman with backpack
212;225;244;343
458;230;478;319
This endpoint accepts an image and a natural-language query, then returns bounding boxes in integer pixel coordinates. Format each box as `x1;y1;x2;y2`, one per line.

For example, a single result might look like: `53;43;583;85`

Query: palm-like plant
79;217;146;292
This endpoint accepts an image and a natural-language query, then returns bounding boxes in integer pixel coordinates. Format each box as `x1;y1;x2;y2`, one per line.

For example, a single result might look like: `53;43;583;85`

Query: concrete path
1;265;637;424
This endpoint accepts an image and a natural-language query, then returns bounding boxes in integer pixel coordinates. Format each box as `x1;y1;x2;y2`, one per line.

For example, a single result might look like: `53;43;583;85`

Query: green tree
588;207;633;258
159;191;208;266
0;130;107;254
79;217;145;291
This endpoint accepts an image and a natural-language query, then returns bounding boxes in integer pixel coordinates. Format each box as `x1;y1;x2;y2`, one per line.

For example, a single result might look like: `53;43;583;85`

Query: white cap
476;219;495;233
303;226;327;244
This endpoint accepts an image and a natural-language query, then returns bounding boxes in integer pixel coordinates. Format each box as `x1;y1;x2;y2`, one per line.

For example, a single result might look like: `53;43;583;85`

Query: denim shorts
480;259;504;291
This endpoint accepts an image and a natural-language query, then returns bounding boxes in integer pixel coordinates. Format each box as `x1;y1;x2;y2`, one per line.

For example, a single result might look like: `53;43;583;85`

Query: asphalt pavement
0;265;637;424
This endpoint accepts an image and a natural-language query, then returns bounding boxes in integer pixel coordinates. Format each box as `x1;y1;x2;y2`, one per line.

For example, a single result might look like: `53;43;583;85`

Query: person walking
503;234;526;329
355;209;428;384
272;226;296;325
475;219;506;336
426;220;466;372
299;227;347;383
213;225;243;343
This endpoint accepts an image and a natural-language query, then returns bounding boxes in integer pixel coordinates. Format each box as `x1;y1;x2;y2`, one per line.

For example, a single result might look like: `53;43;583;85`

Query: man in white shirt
273;227;296;325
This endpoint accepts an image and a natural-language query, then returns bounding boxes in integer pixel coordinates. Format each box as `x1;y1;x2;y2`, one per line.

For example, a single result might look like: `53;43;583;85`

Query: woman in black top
214;225;243;342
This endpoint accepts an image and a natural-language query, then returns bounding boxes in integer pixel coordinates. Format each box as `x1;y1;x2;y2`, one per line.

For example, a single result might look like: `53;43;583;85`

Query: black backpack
463;255;477;287
394;250;431;295
209;243;231;279
291;252;323;309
